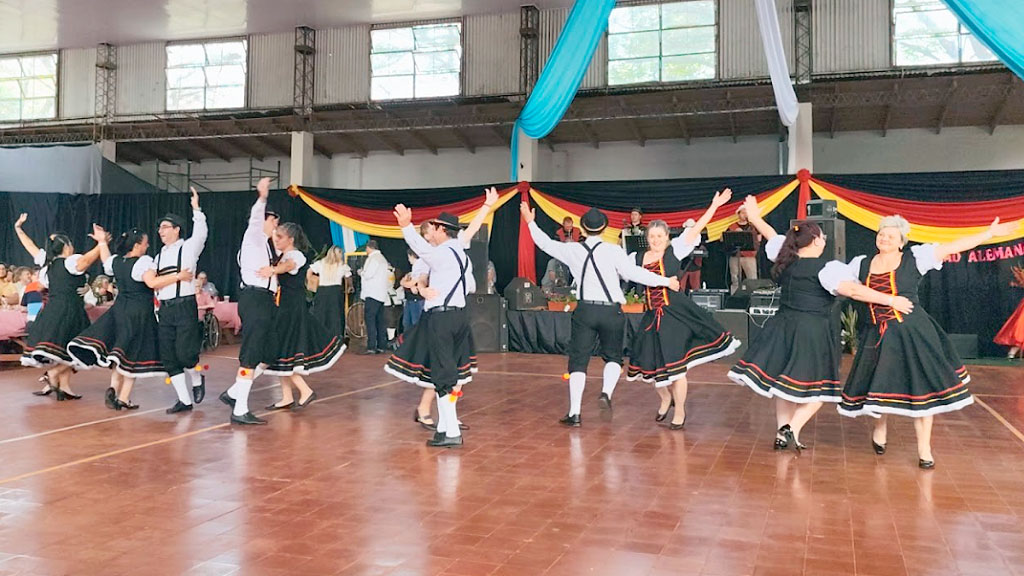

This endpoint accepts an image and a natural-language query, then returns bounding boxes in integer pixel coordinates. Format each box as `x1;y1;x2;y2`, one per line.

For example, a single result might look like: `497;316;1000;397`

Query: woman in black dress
13;215;105;400
264;223;345;410
626;190;741;429
728;196;914;450
67;229;190;410
834;215;1018;468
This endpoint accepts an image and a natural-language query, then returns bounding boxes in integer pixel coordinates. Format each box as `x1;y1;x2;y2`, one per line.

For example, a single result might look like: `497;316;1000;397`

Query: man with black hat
148;187;208;415
522;202;680;426
219;177;279;425
386;188;498;448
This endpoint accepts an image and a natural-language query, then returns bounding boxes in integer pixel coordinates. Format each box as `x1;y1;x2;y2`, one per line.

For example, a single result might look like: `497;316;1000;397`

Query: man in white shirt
149;187;209;415
523;204;680;427
359;240;391;354
219;177;279;425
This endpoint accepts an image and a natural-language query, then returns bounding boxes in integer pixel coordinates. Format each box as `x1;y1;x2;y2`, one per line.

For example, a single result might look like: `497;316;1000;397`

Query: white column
99;140;116;163
347;156;363;189
787;102;813;174
290;131;314;186
515;130;539;182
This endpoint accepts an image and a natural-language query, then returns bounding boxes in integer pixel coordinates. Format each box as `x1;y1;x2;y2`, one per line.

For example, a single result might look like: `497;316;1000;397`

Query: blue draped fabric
329;221;368;252
329;221;345;248
942;0;1024;80
509;0;616;180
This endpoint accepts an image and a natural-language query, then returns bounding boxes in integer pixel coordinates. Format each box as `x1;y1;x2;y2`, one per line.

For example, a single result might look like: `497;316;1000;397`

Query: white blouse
818;244;942;296
310;259;352;286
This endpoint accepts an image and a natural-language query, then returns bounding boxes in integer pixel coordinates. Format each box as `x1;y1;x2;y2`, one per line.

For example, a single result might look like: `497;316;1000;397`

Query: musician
727;205;762;293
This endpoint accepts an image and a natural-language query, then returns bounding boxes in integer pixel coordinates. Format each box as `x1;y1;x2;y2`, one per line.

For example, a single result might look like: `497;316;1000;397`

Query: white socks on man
568;372;586;417
229;378;252;416
170;373;192;406
436;394;461;438
602;362;621;398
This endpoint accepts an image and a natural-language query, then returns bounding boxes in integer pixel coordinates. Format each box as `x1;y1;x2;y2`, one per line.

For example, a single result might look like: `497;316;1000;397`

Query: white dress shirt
239;198;278;292
152;209;208;301
528;221;670;304
359;250;391;303
310;259;352;286
402;225;474;310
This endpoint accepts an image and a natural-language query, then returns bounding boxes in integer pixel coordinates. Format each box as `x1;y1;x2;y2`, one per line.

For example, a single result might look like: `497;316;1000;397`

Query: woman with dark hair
68;228;189;409
263;222;346;410
728;196;916;451
13;214;105;400
833;214;1018;468
626;190;741;430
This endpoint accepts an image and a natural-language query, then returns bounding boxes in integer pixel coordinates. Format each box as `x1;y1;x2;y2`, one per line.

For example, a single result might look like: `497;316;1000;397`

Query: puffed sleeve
64;255;86;276
817;256;864;295
910;244;943;275
765;235;785;262
33;249;45;266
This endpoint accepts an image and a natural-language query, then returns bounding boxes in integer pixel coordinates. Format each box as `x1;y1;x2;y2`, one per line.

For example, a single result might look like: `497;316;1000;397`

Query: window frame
606;0;720;87
368;17;465;102
164;36;250;113
0;50;60;123
889;0;998;68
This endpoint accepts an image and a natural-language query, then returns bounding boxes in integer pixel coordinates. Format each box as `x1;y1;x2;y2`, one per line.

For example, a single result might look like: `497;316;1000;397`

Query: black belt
580;299;618;307
240;286;274;295
159;294;196;304
426;306;464;313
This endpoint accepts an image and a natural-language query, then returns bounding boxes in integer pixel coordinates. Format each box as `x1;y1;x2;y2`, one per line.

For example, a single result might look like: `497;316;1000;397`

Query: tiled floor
0;348;1022;576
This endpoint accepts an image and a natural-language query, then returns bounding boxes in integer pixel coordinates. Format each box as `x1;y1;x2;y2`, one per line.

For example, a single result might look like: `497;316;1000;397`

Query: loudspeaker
806;199;838;218
503;277;547;310
466;294;508;352
792;218;846;262
463;223;489;293
948;333;978;359
691;289;728;311
712;310;749;360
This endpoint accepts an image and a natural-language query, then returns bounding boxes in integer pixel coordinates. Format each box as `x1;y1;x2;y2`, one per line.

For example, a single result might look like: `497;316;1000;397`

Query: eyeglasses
158;224;175;230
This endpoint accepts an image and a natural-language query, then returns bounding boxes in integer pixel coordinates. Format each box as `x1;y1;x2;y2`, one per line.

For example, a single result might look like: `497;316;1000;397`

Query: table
212;302;242;335
0;310;27;341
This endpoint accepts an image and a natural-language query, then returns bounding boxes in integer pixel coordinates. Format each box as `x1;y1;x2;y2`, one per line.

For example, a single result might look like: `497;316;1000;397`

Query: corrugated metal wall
59;47;96;119
116;43;165;115
813;0;890;73
540;7;607;90
464;13;520;96
316;25;370;105
721;0;794;79
249;32;294;109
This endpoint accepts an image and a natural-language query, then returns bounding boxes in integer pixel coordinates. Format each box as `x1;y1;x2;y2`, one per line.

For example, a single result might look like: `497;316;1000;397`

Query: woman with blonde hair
308;245;352;339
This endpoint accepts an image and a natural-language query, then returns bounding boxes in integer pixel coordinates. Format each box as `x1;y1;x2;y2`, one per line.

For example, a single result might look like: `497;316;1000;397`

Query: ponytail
278;222;311;254
43;233;72;269
113;228;147;257
770;221;822;281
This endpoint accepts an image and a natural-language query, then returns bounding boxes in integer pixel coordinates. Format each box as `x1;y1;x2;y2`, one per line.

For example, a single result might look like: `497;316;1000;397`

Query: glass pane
662;1;716;28
0;80;21;99
371;52;414;76
22;55;57;77
21;97;55;120
609;5;660;34
414;50;460;74
372;28;414;53
608;58;659;85
0;99;20;121
894;9;958;38
371;75;414;100
415;72;459;98
962;34;997;62
206;85;245;109
205;64;246;87
20;77;55;98
167;44;207;67
0;59;21;79
895;35;958;65
167;67;206;89
206;41;246;66
663;26;715;56
608;31;660;60
413;24;461;51
167;88;205;111
894;0;946;12
663;53;716;81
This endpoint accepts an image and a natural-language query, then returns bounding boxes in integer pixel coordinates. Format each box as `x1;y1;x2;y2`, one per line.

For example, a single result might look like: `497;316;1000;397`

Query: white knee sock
568;372;585;416
438;395;461;438
602;362;621;397
434;393;448;435
232;378;252;416
185;367;201;387
170;373;192;405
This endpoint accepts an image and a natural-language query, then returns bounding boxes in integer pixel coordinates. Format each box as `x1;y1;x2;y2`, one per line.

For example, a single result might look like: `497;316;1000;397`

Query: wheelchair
201;309;221;352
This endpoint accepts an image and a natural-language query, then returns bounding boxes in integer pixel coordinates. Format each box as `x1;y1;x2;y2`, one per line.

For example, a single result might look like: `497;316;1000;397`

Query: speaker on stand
463;223;490;293
466;294;508;352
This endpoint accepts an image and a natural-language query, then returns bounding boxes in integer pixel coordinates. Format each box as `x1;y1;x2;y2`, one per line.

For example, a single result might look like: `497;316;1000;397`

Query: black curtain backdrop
4;169;1024;356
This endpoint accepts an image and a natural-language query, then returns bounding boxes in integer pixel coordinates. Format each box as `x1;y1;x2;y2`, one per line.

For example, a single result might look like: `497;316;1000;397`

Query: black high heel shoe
414;409;437;431
656;399;675;422
265;401;294;411
55;388;82;401
294;391;317;409
33;375;54;397
872;440;887;455
774;425;791;450
114;399;140;411
668;415;686;430
919;459;935;469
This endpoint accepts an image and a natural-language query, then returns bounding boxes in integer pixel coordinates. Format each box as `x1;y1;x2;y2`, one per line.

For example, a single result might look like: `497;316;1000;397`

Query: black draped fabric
507;310;645;355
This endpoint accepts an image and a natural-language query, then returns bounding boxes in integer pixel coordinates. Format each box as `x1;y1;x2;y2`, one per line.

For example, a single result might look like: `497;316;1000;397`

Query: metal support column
794;0;812;85
94;43;117;141
520;6;540;96
294;26;316;118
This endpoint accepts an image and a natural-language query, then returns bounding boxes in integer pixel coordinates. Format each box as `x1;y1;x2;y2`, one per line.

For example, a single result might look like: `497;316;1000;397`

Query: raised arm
458;187;500;248
739;194;777;241
394;204;439;263
682;188;733;245
184;187;209;255
75;224;108;272
244;178;271;244
13;214;41;258
614;248;679;290
520;202;574;263
933;217;1020;261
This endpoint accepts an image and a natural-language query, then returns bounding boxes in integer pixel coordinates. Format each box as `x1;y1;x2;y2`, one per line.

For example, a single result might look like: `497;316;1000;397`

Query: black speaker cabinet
503;277;547;310
713;310;749;360
806;199;838;218
948;333;978;359
463;223;489;293
466;294;508;352
792;218;846;262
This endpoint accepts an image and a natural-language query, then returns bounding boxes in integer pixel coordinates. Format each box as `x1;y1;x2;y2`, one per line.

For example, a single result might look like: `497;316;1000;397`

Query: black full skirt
67;298;167;378
22;297;90;367
311;285;346;338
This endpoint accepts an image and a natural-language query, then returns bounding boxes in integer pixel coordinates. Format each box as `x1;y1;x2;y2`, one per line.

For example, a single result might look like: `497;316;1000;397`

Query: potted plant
621;288;646;314
840;304;858;355
548;291;578;312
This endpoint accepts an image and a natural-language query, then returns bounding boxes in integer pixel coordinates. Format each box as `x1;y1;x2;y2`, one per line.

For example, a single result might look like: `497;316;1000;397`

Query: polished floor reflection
0;349;1022;576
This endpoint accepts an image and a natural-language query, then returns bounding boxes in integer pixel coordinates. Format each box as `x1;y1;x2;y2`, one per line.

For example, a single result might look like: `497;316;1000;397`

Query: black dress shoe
55;389;82;401
114;399;140;411
219;391;236;408
231;412;267;425
415;410;437;431
192;374;206;404
559;414;582;427
165;401;193;414
265;401;294;411
294;391;317;409
427;434;463;448
430;431;445;443
105;387;117;409
598;392;612;411
656;399;675;422
919;459;935;469
872;440;887;455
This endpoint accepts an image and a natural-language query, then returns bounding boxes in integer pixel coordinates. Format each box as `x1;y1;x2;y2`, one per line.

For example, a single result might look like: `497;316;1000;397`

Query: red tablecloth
87;304;112;322
0;310;27;341
213;302;242;334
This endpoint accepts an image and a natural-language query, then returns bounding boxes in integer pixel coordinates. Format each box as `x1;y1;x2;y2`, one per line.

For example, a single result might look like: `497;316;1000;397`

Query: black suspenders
580;242;614;302
156;245;185;298
442;247;469;307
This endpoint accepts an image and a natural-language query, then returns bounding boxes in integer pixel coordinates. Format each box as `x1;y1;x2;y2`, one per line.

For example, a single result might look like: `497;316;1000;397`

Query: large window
893;0;997;66
166;39;247;111
0;53;58;122
608;1;716;86
370;22;462;101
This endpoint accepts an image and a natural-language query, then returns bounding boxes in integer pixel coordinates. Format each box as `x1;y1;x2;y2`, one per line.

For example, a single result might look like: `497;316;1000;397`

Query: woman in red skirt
995;265;1024;358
